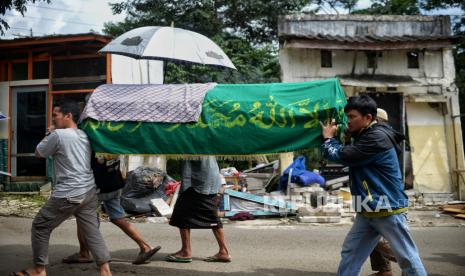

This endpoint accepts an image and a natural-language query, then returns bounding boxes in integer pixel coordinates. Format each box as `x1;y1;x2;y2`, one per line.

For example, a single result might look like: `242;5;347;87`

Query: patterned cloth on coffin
81;83;216;123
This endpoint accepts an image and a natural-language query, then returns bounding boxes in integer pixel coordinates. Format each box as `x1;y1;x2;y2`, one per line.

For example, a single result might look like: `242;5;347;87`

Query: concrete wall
279;15;451;38
0;82;9;139
279;48;444;81
406;102;452;193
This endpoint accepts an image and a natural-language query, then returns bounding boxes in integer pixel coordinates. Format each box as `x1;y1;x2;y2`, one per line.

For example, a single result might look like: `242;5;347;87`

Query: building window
407;51;419;69
366;51;377;68
33;61;49;79
11;62;28;81
321;50;332;68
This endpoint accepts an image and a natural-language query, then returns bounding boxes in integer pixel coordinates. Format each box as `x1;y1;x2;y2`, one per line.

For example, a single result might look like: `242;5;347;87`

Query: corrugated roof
278;14;453;42
0;32;112;43
0;32;113;51
280;34;454;43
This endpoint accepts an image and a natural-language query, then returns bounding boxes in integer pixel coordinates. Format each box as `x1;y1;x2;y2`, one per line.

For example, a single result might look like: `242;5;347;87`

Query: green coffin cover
81;78;347;157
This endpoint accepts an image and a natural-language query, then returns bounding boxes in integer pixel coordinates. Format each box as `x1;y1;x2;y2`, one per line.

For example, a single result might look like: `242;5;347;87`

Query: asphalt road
1;216;465;275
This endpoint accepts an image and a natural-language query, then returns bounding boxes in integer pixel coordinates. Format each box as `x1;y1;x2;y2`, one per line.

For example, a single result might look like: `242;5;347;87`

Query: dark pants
370;238;395;272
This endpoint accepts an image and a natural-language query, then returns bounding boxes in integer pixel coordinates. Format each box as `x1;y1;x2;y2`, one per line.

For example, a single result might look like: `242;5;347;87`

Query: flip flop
62;253;93;264
204;255;232;263
165;254;192;263
133;245;162;265
10;270;30;276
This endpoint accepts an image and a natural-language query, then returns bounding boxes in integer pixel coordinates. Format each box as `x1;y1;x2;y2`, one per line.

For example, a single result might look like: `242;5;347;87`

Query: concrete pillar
449;94;465;200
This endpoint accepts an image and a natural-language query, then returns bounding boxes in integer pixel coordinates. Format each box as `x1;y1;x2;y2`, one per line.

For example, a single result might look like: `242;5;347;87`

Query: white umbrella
99;26;236;70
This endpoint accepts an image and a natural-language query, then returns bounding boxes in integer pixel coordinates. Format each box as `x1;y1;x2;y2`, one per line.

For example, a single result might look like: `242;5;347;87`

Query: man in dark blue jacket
321;95;426;276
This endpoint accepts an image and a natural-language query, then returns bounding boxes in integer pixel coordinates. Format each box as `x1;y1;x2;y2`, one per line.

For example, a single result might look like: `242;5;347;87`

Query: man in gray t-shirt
36;128;95;198
12;101;112;276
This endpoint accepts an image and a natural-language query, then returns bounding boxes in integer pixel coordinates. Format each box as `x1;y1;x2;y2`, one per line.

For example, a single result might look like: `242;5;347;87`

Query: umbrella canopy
99;26;236;70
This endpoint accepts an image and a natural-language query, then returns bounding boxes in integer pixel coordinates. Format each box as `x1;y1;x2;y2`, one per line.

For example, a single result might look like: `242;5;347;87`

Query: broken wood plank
454;214;465;220
439;204;465;210
442;208;465;214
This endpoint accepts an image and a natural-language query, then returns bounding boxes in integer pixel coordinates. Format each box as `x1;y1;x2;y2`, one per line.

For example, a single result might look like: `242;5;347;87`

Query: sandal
133;245;162;265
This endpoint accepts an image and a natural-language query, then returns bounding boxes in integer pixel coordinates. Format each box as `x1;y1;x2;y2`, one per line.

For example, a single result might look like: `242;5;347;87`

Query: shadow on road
0;244;334;275
424;252;465;267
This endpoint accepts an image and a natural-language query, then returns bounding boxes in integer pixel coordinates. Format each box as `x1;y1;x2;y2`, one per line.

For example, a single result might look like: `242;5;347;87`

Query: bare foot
204;253;232;262
172;250;192;258
11;267;46;276
99;262;112;276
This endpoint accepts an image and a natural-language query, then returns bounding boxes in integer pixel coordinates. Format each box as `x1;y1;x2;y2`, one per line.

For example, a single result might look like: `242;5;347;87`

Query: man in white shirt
12;101;112;276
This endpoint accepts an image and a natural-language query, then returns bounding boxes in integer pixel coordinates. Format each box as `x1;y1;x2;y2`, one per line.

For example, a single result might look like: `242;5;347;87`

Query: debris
220;167;239;177
440;203;465;220
339;187;352;201
297;216;341;223
169;184;181;209
120;166;174;214
147;217;169;223
150;198;172;217
454;214;465;220
242;160;278;173
228;211;255;221
422;193;454;206
221;189;295;218
442;208;465;214
324;175;349;191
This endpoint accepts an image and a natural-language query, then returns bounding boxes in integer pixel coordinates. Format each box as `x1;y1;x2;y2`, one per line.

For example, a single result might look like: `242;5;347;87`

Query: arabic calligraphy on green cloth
81;78;347;156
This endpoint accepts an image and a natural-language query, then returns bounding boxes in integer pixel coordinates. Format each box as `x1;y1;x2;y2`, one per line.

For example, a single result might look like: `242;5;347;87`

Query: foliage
104;0;308;84
162;35;280;84
352;0;420;15
0;0;50;35
306;0;359;14
107;0;308;44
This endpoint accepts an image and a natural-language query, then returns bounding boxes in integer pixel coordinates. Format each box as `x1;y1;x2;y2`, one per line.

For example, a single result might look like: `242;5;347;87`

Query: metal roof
0;32;112;50
280;34;453;43
278;14;454;43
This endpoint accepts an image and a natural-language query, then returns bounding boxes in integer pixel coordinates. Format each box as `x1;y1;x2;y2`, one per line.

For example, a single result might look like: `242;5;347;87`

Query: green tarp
81;78;347;157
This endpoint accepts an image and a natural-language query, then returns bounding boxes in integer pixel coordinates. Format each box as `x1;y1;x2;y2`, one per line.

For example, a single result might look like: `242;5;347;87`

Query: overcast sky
3;0;126;39
2;0;463;39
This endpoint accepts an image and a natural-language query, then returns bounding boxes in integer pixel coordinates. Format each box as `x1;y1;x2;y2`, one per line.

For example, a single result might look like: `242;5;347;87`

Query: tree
0;0;51;35
104;0;309;84
306;0;359;14
107;0;308;45
352;0;420;15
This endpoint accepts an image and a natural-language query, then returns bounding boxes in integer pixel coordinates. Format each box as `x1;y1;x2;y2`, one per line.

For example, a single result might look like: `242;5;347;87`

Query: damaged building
278;14;465;200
